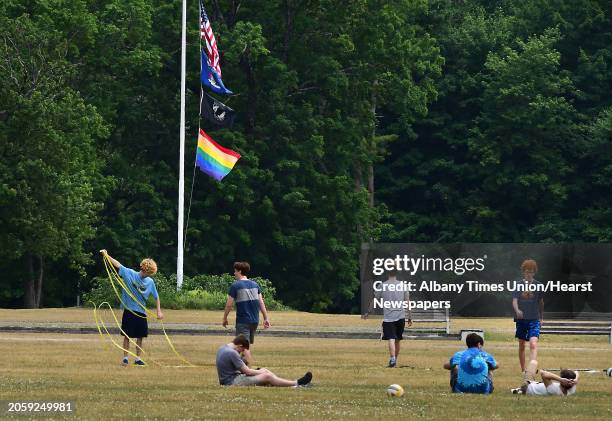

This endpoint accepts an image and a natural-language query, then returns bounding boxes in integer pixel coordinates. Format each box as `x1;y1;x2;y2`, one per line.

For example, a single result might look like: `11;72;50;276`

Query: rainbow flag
196;129;241;181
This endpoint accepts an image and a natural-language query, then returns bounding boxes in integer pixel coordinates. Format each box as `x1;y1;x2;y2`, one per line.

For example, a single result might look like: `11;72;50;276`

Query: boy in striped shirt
222;261;270;366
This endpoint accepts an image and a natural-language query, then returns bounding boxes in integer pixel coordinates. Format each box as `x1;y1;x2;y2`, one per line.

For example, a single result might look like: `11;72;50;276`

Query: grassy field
0;310;611;420
0;308;529;332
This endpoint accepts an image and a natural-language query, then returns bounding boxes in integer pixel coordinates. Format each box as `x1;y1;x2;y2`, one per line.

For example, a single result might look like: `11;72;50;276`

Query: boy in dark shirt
512;259;544;373
222;262;270;365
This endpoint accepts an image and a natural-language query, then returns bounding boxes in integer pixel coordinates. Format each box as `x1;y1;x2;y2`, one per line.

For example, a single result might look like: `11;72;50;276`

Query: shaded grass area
0;331;610;420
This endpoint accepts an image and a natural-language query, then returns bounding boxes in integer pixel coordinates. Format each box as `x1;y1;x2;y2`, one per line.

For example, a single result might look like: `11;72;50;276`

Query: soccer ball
606;367;612;377
386;384;405;397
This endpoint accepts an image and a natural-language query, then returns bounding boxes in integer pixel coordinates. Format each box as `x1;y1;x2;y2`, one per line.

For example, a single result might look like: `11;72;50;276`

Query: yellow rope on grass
102;255;196;367
92;301;158;367
91;254;197;367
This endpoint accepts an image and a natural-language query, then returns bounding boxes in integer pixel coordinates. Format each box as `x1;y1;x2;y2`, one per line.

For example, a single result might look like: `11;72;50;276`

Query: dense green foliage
83;273;288;310
0;0;610;312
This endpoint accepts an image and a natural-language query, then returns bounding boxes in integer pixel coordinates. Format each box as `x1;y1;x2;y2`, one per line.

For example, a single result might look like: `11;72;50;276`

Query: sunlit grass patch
0;328;610;420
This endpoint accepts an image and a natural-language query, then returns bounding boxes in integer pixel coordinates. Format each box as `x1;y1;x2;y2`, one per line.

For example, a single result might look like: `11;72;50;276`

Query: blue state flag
201;51;232;95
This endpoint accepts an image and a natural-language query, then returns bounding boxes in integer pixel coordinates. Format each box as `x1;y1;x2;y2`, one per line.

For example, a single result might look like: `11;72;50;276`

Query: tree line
1;0;610;312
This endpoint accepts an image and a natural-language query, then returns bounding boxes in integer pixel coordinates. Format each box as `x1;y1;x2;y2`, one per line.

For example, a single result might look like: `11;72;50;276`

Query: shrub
83;271;289;311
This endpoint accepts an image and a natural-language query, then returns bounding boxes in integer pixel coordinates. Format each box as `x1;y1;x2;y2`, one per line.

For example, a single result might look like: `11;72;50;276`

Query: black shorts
382;319;405;340
121;310;148;338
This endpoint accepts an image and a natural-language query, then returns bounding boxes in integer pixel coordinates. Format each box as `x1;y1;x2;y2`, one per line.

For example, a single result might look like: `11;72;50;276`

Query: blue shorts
515;319;540;340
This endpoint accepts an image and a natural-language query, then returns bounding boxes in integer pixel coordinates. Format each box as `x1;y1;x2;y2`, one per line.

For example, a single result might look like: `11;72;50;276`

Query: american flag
200;0;221;77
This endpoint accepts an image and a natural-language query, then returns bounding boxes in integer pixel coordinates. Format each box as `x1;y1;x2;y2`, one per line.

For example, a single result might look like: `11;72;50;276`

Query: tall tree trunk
241;57;256;133
35;255;44;308
367;85;377;208
364;83;378;242
210;0;226;25
23;254;37;308
367;163;374;207
282;0;294;64
23;254;44;308
229;0;241;27
353;162;363;192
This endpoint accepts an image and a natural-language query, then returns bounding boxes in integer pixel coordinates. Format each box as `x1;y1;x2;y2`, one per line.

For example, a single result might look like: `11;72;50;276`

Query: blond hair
140;258;158;276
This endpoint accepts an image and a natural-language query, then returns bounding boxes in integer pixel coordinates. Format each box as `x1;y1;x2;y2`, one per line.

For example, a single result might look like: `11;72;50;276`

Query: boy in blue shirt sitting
100;249;163;366
444;333;498;394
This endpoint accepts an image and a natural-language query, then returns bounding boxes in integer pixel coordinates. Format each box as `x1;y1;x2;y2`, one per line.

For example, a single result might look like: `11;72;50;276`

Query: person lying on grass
216;335;312;387
511;360;578;396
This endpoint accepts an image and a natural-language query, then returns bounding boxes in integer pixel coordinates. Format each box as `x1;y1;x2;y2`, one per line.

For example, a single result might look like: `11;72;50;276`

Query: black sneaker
388;358;397;368
297;372;312;386
134;360;145;366
121;357;129;366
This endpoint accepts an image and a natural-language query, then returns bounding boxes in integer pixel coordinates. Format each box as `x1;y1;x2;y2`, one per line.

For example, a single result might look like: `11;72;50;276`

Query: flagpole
177;0;187;291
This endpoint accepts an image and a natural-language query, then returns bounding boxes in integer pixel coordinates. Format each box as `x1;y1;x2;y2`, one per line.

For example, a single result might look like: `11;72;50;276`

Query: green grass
0;308;534;332
0;310;611;420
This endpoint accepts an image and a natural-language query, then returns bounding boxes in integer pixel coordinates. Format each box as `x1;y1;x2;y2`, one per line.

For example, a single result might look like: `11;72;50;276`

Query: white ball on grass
386;384;405;397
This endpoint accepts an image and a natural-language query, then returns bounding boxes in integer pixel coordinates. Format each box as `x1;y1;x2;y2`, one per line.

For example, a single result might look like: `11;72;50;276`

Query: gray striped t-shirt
229;279;261;324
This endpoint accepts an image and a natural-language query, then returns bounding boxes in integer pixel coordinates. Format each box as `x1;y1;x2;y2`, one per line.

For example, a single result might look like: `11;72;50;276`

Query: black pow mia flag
201;93;236;128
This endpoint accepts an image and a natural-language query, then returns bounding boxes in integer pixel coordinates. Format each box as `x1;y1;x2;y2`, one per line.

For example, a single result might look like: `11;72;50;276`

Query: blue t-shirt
229;279;261;324
512;279;543;320
450;347;497;394
119;266;159;314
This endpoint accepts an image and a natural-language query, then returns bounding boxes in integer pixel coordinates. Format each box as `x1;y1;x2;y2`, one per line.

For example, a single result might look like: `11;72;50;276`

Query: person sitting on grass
511;360;578;396
216;335;312;387
443;332;498;394
100;249;163;366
